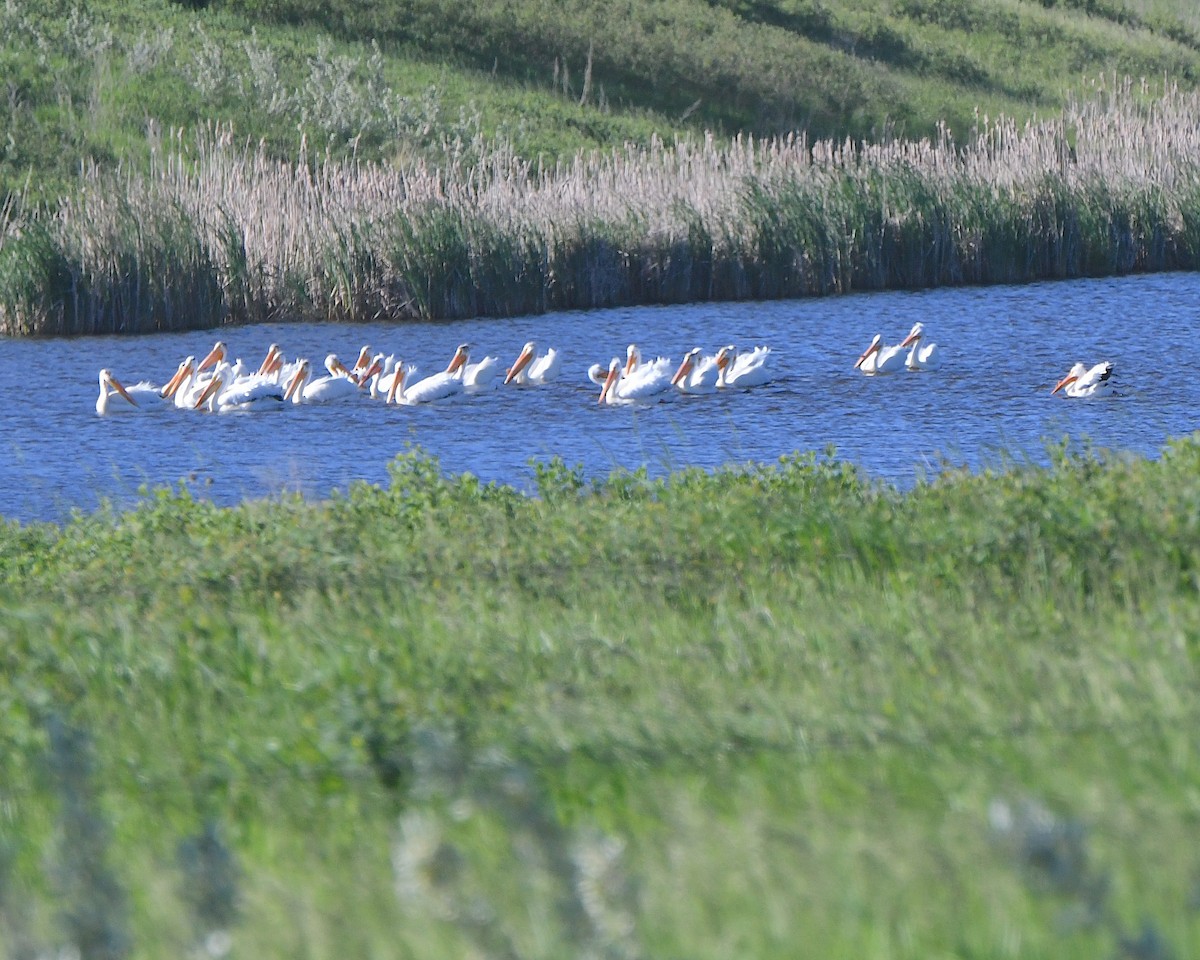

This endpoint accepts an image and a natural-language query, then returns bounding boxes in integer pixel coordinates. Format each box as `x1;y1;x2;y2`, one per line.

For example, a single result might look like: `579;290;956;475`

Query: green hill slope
4;0;1200;201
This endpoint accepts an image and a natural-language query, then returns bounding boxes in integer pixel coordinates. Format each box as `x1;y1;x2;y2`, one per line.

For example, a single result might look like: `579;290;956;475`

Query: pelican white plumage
1052;361;1114;398
671;347;720;394
161;356;210;409
504;341;561;385
367;356;407;401
854;334;907;375
587;362;609;386
598;355;674;405
95;369;172;414
192;360;285;412
447;343;500;393
294;354;362;403
715;344;772;388
901;323;938;371
387;360;462;405
158;358;194;402
623;343;673;375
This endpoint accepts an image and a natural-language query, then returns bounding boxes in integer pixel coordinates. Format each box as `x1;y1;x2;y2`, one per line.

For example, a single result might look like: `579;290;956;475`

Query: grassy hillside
5;0;1200;202
1;443;1199;957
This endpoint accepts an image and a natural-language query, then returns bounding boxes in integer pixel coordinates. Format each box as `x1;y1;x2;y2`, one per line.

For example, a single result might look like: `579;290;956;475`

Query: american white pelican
715;344;772;388
167;355;238;409
387;360;463;405
1052;361;1114;398
624;343;674;375
854;334;907;375
504;341;562;385
256;343;283;378
598;355;674;405
158;358;194;401
902;323;938;371
192;360;285;412
283;360;311;404
96;369;172;414
366;356;408;401
160;356;210;409
671;347;719;394
447;343;500;393
351;345;373;382
357;353;386;397
292;354;362;403
196;340;228;373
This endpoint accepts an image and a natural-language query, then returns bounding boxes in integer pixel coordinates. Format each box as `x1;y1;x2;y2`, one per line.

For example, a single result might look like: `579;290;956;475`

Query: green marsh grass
1;442;1199;956
6;78;1200;334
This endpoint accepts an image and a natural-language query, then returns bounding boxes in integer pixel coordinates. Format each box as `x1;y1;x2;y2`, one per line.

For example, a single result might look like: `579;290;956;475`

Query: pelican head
599;357;622;404
853;334;882;369
325;354;352;378
198;340;227;372
900;323;923;348
386;360;409;404
194;372;224;410
361;352;386;387
160;357;194;398
1052;362;1088;395
505;341;537;384
99;369;137;407
447;343;471;374
283;359;310;402
671;347;701;385
625;343;643;375
257;343;281;376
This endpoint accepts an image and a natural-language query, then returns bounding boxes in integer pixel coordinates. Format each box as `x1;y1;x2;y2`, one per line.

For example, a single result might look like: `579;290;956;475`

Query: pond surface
4;271;1198;523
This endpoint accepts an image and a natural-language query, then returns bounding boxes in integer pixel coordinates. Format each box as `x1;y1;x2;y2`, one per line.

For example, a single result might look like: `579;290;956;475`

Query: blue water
4;271;1198;524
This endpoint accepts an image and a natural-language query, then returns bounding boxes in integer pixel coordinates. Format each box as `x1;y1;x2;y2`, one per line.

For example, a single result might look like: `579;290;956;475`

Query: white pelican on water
387;360;463;405
598;355;674;405
447;343;500;392
287;354;362;403
903;323;939;371
715;344;772;388
196;339;228;374
256;343;283;378
854;333;910;375
1052;361;1114;398
95;369;173;414
504;341;562;385
350;345;374;381
159;356;212;409
192;360;286;412
671;347;719;394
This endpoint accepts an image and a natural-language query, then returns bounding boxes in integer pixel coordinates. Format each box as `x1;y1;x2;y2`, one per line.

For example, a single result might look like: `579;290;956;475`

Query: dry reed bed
3;78;1200;335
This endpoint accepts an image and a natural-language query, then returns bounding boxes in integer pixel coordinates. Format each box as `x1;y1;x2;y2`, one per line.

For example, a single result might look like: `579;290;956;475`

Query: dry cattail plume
3;77;1200;336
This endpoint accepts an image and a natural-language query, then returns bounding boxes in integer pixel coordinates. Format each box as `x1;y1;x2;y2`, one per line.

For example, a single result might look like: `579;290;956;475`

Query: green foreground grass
0;443;1198;958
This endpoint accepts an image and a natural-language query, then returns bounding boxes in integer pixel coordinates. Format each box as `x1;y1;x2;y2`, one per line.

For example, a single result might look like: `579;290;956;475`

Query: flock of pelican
94;320;1115;415
94;338;775;415
853;322;939;374
854;321;1114;397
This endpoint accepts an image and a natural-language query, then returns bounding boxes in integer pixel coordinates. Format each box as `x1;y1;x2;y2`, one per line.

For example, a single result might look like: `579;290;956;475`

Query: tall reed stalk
4;77;1200;335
